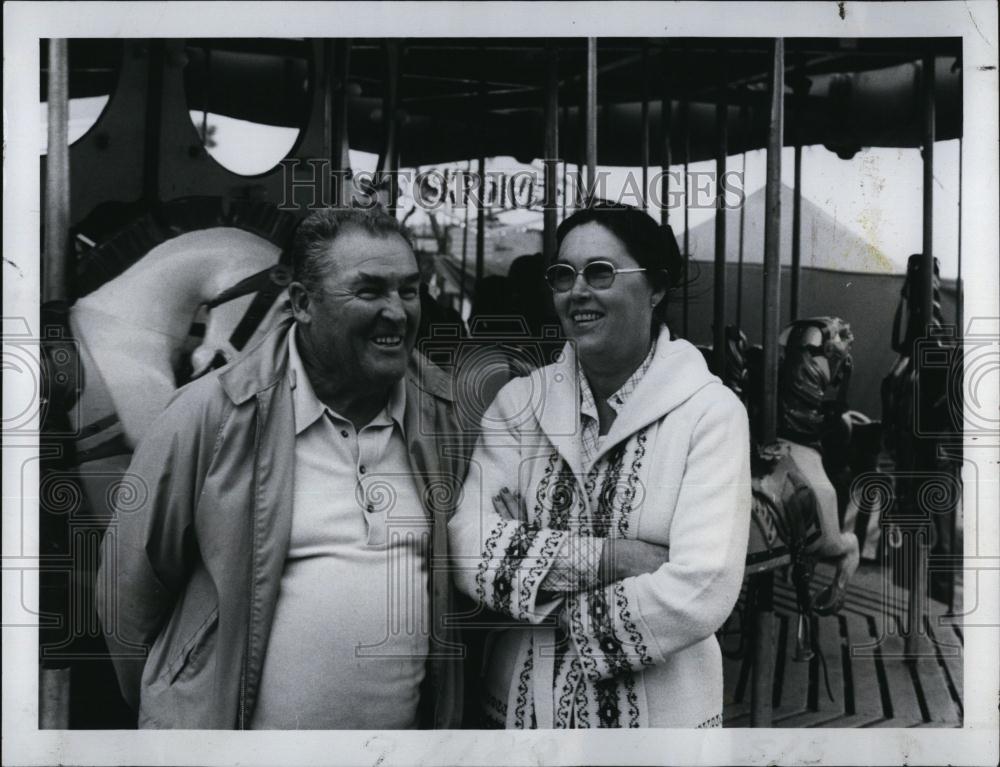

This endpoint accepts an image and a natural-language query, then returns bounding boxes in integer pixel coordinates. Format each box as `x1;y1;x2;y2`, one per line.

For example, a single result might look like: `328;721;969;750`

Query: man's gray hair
291;206;413;293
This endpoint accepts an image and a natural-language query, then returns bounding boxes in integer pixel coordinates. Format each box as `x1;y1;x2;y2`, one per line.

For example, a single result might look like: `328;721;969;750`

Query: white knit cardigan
449;328;752;728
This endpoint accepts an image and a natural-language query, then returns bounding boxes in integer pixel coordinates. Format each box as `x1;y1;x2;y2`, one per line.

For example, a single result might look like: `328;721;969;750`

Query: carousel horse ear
190;343;227;379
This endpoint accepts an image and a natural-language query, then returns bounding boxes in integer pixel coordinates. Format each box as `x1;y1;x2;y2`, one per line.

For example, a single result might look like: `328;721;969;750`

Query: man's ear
288;281;312;325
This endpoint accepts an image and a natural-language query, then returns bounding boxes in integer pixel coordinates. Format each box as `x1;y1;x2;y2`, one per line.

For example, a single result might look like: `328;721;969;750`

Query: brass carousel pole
950;134;962;616
790;51;806;323
641;42;650;209
751;36;785;729
40;38;71;729
906;53;936;657
736;96;749;330
377;41;401;214
459;160;471;314
681;81;691;337
585;38;598;201
326;40;352;205
712;49;729;377
660;49;672;227
475;80;487;287
543;45;560;263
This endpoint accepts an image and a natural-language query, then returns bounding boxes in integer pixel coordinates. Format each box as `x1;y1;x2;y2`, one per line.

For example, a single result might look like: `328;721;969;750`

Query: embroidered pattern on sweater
520;528;565;613
697;712;723;728
618;430;647;538
491;352;661;728
533;450;560;525
476;521;505;605
594;442;627;537
554;654;581;728
550;463;580;532
595;678;621;727
623;670;642;727
615;581;654;669
513;644;536;728
493;525;539;614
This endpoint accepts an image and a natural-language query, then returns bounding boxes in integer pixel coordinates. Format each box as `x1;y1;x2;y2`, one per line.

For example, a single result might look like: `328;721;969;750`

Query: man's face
292;228;421;391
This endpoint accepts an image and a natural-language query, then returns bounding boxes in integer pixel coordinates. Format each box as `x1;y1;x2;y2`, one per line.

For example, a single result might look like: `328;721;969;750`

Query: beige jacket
97;317;474;728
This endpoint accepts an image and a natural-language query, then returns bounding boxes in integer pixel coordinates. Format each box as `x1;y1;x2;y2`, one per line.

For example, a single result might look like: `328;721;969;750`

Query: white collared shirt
250;328;429;729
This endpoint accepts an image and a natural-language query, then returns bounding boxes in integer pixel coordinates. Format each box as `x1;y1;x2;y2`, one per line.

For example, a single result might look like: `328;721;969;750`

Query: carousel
38;36;964;728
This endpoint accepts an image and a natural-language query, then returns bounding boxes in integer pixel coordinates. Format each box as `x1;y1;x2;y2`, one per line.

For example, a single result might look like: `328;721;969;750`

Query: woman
449;202;751;728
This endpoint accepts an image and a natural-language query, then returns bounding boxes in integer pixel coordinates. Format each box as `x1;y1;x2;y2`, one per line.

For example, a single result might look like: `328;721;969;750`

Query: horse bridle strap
202;257;292;371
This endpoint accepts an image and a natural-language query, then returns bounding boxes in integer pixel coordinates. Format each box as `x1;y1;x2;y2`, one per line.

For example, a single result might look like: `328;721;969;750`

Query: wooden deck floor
722;563;964;728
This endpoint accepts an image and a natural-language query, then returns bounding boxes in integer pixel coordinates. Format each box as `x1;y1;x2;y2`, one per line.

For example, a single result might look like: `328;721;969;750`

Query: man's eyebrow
352;271;422;284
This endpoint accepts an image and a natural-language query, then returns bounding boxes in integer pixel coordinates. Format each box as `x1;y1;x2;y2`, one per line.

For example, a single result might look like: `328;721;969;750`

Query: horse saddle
746;442;823;576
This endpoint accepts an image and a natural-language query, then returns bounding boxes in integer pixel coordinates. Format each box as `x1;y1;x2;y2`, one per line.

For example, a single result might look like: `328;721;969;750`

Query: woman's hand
492;487;527;524
599;539;670;583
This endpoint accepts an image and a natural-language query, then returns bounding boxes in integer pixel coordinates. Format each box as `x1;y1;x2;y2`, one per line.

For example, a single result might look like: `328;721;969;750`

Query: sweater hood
536;326;724;474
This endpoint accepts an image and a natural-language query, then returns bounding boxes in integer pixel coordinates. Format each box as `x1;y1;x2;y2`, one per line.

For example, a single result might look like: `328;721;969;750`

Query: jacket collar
218;315;455;407
286;327;407;435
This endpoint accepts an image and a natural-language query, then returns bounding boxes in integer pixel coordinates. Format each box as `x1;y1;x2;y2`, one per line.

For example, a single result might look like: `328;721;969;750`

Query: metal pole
660;50;672;227
713;51;729;377
543;46;560;263
790;144;802;322
956;136;963;338
459;161;471;313
641;43;650;209
736;147;747;330
43;39;71;304
142;41;165;204
585;38;598;201
907;53;936;658
682;95;690;338
40;39;72;727
561;157;568;221
326;40;352;205
760;39;785;447
475;81;487;286
751;38;784;729
790;53;806;322
377;41;401;213
921;56;935;303
950;134;962;615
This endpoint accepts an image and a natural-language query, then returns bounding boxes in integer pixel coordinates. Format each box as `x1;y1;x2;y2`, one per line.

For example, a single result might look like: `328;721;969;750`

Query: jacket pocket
163;606;219;685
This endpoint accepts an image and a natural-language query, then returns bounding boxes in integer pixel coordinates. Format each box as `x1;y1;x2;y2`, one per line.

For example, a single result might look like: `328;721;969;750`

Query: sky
43;97;963;279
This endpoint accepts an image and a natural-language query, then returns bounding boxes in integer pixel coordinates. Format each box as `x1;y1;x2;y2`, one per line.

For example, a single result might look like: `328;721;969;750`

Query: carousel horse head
61;199;296;523
778;317;854;444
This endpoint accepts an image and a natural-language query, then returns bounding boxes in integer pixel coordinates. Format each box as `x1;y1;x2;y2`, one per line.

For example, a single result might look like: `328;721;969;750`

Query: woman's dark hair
554;201;684;327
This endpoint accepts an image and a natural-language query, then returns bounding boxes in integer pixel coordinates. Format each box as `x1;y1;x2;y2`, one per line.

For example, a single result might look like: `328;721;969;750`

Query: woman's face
553;222;664;366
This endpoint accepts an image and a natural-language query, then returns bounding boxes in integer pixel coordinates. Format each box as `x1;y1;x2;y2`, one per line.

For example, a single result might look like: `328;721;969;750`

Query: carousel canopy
42;37;962;166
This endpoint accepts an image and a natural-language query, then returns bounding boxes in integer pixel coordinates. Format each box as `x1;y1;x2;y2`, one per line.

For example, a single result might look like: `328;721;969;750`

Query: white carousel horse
67;226;287;519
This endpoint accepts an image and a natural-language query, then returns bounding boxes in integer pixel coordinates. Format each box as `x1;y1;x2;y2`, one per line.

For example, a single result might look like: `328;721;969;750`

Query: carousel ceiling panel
44;37;963;167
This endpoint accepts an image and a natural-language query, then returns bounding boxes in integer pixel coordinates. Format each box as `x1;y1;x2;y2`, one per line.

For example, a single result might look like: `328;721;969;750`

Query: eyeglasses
545;260;649;293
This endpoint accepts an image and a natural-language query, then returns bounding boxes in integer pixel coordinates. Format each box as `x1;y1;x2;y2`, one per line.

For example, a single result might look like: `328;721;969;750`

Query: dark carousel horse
709;318;865;669
881;254;962;606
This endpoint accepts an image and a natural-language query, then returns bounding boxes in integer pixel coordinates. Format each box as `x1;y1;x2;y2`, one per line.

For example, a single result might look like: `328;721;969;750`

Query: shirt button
341;429;349;438
359;465;367;475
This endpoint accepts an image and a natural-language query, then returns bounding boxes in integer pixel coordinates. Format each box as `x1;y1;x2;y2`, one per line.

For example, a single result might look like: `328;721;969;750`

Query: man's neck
309;372;391;430
295;330;393;430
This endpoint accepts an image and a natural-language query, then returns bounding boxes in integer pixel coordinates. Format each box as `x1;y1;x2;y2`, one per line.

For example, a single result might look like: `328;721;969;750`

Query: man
96;206;471;729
